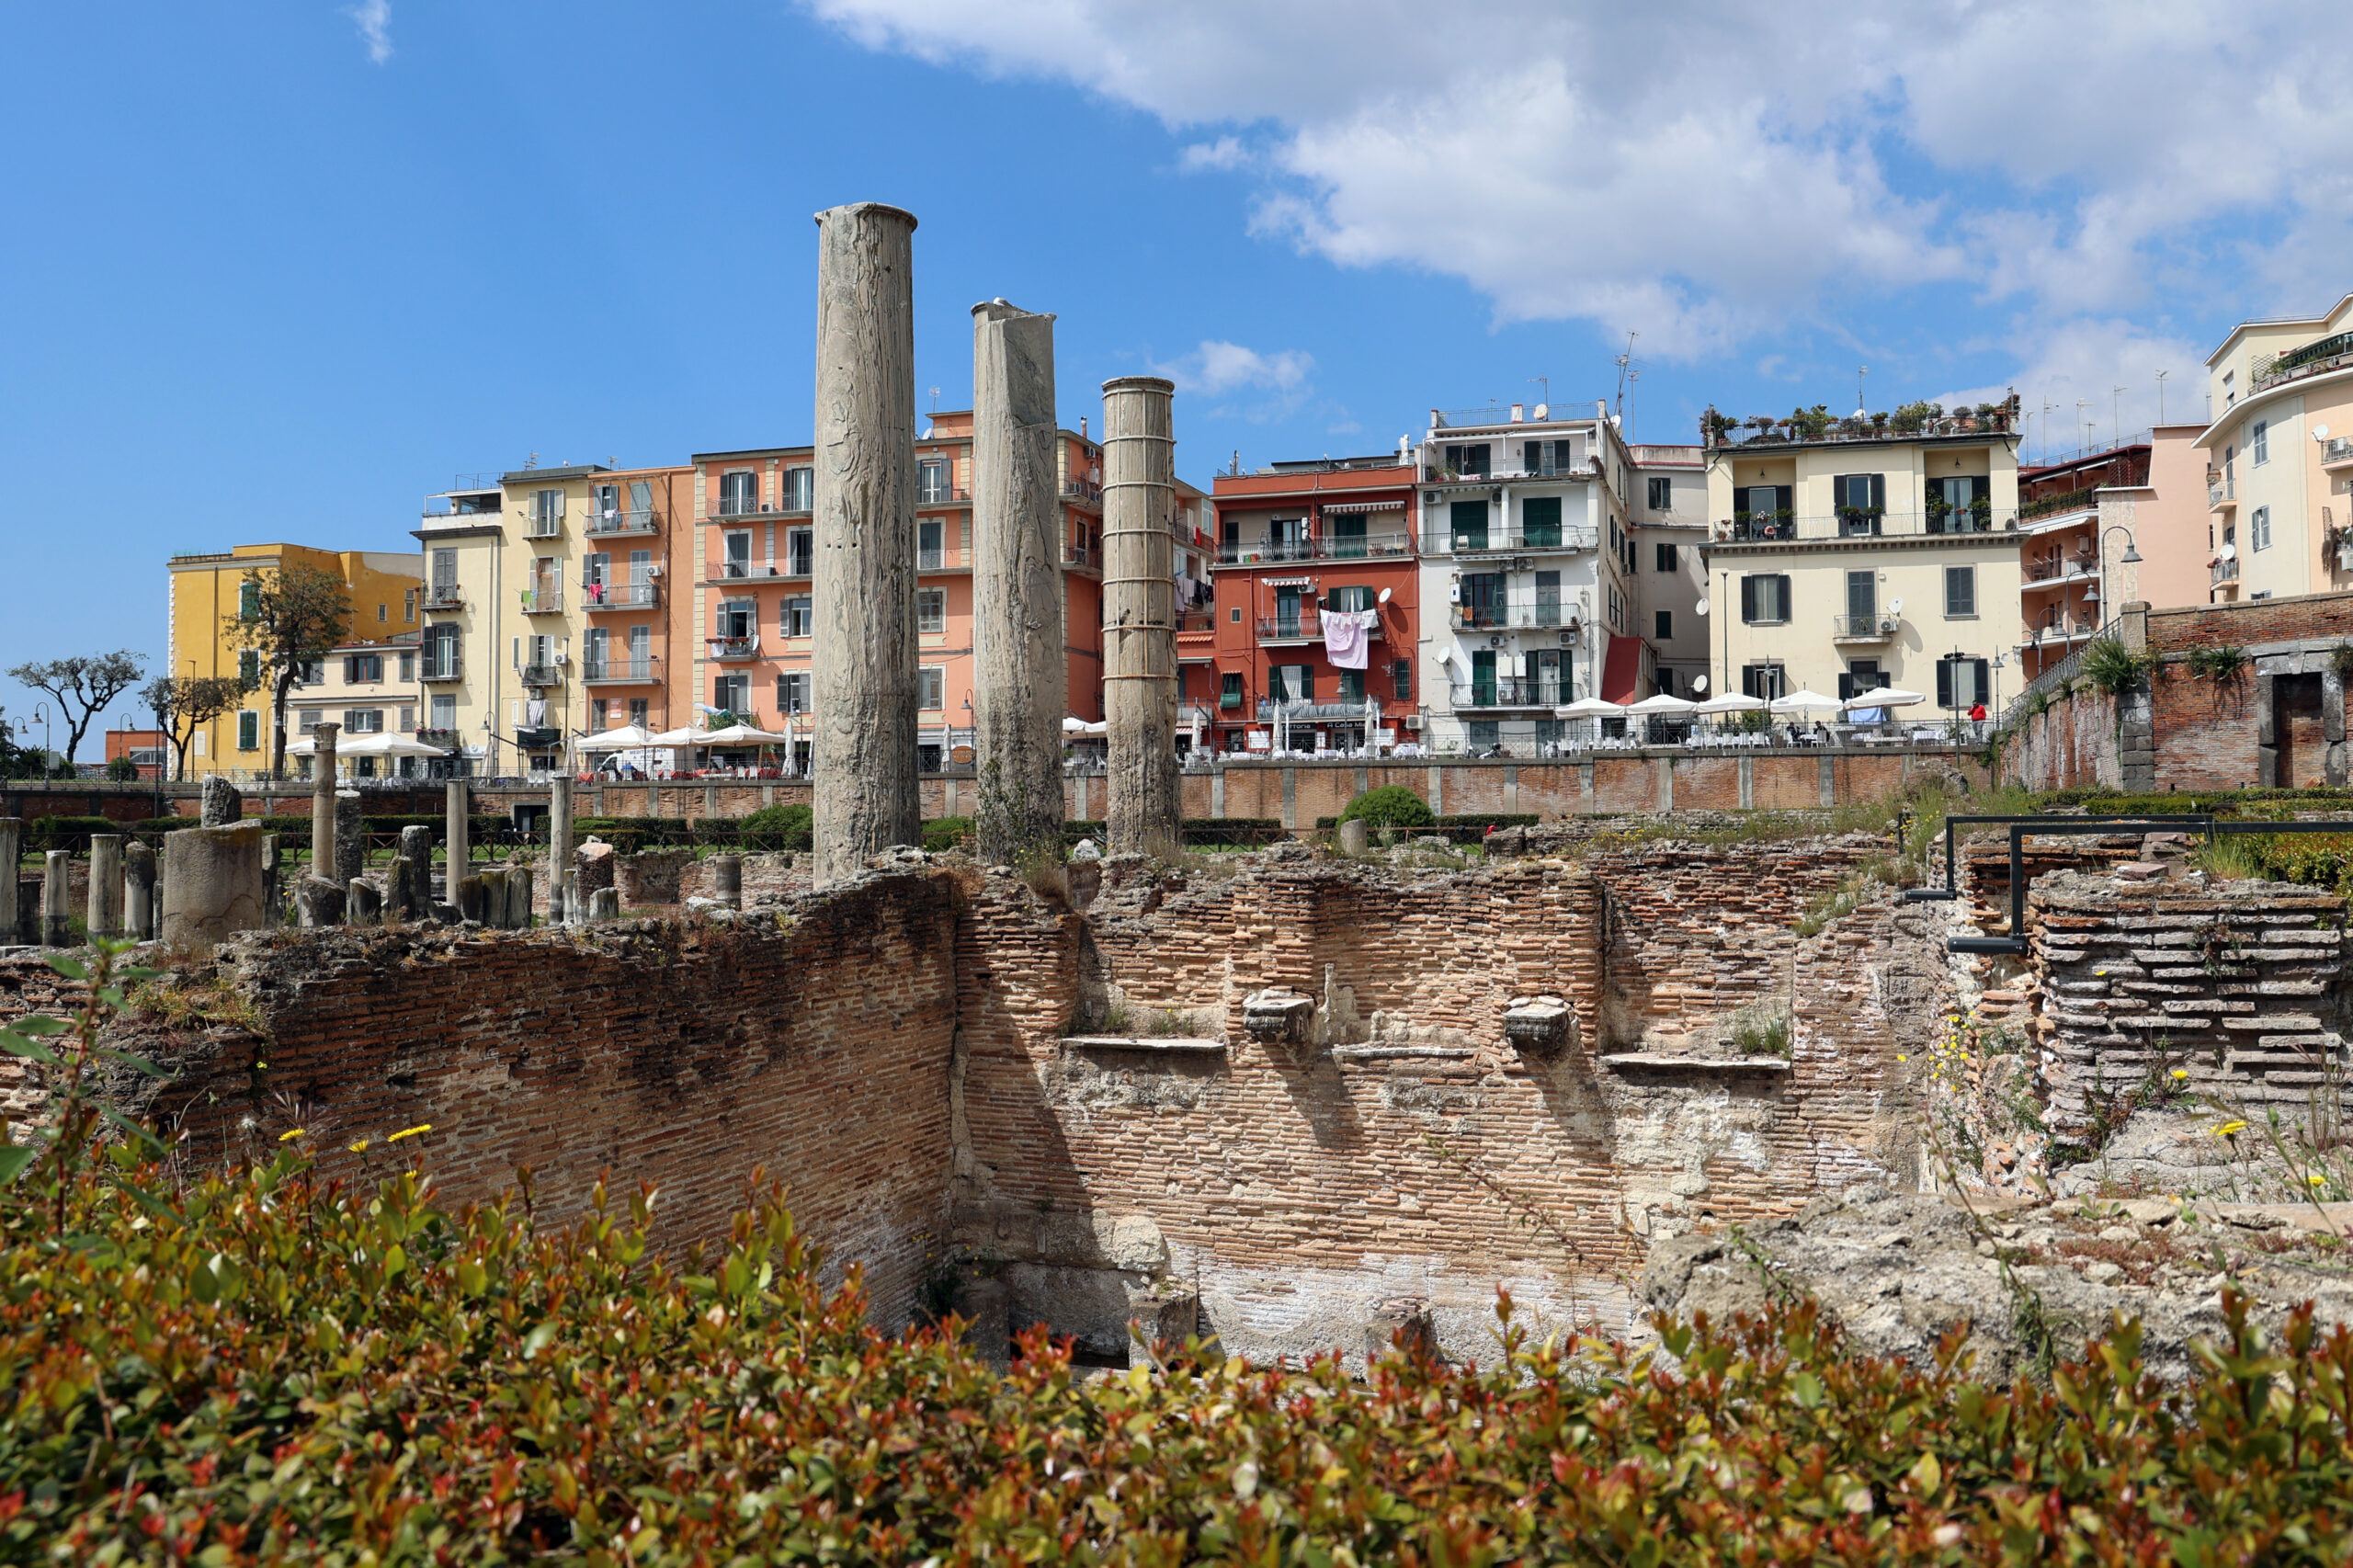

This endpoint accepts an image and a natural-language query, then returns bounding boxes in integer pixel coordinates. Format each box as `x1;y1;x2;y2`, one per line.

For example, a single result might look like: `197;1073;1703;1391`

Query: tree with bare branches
5;651;147;768
141;673;254;781
221;563;351;779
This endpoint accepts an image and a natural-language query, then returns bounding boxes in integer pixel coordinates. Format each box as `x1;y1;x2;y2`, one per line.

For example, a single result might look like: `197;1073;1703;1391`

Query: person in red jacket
1968;699;1988;739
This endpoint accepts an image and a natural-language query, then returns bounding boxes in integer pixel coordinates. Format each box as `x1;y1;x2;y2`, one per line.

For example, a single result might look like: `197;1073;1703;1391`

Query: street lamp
2097;525;2144;633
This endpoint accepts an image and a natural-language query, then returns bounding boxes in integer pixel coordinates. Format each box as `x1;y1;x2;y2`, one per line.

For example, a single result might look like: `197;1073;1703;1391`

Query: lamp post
2097;525;2143;633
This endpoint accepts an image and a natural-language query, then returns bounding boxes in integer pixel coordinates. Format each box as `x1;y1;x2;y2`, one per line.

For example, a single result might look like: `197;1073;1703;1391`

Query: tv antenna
1614;333;1640;435
1855;365;1868;419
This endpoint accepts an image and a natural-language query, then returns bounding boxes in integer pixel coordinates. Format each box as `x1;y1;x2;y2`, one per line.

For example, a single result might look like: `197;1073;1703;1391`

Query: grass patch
126;971;266;1036
1726;1000;1792;1057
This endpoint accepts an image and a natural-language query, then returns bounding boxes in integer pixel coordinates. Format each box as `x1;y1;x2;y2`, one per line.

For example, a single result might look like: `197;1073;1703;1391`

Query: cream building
1699;403;2024;717
413;477;508;776
2197;292;2353;604
1631;444;1711;698
286;632;424;778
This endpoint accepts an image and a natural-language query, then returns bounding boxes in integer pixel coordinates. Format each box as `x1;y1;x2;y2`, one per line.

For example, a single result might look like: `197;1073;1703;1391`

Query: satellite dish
1532;403;1549;420
2316;424;2333;440
1889;597;1904;614
1694;597;1710;618
2220;540;2237;561
1692;674;1710;694
1377;586;1392;604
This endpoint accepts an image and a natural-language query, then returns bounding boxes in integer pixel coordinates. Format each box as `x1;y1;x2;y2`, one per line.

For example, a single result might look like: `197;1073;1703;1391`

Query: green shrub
2082;634;2156;696
27;816;119;853
739;802;813;852
106;757;140;781
7;954;2353;1565
2186;644;2248;684
1337;785;1436;830
923;814;972;851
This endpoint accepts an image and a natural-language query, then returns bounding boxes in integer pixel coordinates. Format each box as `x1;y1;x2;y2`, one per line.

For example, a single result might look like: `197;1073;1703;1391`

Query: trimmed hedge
1336;784;1436;831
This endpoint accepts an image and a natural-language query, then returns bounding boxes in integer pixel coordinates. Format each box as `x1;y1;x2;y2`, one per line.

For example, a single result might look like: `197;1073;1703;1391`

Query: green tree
141;673;254;782
4;651;146;767
222;563;351;779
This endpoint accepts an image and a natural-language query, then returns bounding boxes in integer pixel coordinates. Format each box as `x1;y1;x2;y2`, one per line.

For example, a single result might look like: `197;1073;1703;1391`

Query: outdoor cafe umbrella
1768;688;1845;715
1692;693;1767;715
1552;698;1624;719
576;723;654;750
642;726;705;748
1062;715;1108;736
700;723;792;746
338;732;449;757
1622;693;1697;717
1841;687;1926;710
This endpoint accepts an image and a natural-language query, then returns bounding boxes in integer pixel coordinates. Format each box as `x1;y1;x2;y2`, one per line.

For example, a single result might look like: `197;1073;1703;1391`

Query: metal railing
1449;678;1568;708
1061;479;1103;504
583;655;661;684
2023;553;2097;584
1254;611;1383;642
423;585;464;610
1832;612;1902;638
420;658;463;683
519;662;561;687
1064;545;1094;569
710;493;767;518
2254;333;2353;392
519;586;564;613
1215;532;1415;564
2018;490;2101;521
708;635;760;660
1418;525;1600;555
2327;437;2353;464
1175;611;1219;634
1713;509;2017;543
580;579;661;609
2212;557;2241;586
1451;601;1574;631
918;481;971;506
1423;460;1597;483
584;507;660;536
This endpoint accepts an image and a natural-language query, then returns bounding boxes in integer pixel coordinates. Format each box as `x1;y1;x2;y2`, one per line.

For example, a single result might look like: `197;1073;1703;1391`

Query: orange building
682;415;1206;768
1205;456;1422;755
2014;440;2152;681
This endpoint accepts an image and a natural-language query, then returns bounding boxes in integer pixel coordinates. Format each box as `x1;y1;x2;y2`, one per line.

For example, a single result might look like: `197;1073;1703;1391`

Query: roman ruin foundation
970;300;1065;864
812;201;920;884
1100;376;1180;858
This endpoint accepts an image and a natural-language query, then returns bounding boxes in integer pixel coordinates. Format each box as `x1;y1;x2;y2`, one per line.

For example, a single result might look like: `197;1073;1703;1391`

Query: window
1521;494;1563;547
1449;499;1489;551
1654;609;1673;641
1932;476;1986;534
1336;669;1366;702
1740;574;1791;624
1647;476;1672;510
2252;505;2272;551
237;650;259;686
1443;442;1491;477
1837;660;1885;701
1392;657;1413;701
1847;570;1877;622
1834;473;1886;534
1325;585;1375;612
786;527;813;575
1220;671;1245;711
1230;606;1242;623
236;710;259;751
429;693;456;729
1522;437;1576;475
782;596;813;638
298;710;321;732
917;588;946;632
297;659;324;686
1740;663;1786;700
582;626;610;677
628;698;649;727
1936;657;1991;710
404;588;416;622
918;518;946;570
1607;584;1624;631
398;652;415;681
713;674;749;713
430;547;458;592
777;672;810;713
399;705;414;733
1533;569;1562;626
917;666;945;710
425;623;460;680
1466;720;1500;748
918;458;951;505
377;603;388;623
238;580;260;619
532;489;564;534
2252;420;2268;465
1654;541;1677;573
716;598;756;640
1944;565;1977;618
1269;665;1313;703
723;530;753;577
344;653;383;684
718;472;757;514
783;467;813;511
342;710;384;733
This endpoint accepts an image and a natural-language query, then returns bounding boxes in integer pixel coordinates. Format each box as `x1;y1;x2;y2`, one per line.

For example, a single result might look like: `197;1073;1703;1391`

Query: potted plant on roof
1870;410;1889;434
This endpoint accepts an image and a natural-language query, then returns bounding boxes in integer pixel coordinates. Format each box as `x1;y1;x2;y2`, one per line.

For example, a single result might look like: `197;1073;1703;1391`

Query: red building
1203;456;1422;755
104;727;166;780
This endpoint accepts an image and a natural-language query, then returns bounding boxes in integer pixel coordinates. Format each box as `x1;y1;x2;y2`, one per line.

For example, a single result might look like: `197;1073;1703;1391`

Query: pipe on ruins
970;300;1067;866
1099;375;1181;858
812;201;920;885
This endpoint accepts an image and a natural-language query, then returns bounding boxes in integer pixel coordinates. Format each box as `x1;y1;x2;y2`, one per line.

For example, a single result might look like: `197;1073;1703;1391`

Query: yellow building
2197;292;2353;604
1699;404;2024;715
165;542;422;777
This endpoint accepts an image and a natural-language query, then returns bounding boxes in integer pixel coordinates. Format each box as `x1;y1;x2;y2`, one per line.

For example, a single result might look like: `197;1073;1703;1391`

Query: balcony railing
580;579;662;610
2211;557;2241;586
1064;545;1095;570
2325;437;2353;466
918;481;972;506
416;728;462;748
583;654;661;685
1451;601;1575;631
519;586;564;614
1255;699;1383;722
423;584;464;611
2254;332;2353;392
1255;611;1384;642
1215;531;1415;565
1423;460;1597;483
708;635;761;661
519;662;562;687
524;512;564;539
584;507;660;537
1712;509;2018;543
419;661;462;684
1061;479;1103;505
710;494;769;519
1176;611;1219;635
2023;553;2097;584
2018;490;2099;521
1449;678;1569;709
1832;612;1902;640
714;559;790;580
2208;472;2235;507
1419;525;1600;555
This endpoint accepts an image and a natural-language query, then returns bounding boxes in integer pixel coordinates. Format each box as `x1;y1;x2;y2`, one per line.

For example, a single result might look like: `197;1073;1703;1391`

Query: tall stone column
41;851;71;947
1100;376;1181;858
310;723;340;887
124;841;157;940
550;775;574;922
444;779;470;902
970;300;1066;865
86;834;125;941
812;200;920;884
0;819;20;943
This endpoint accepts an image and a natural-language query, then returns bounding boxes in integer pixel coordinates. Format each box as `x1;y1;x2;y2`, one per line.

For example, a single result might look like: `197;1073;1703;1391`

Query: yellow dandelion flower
2170;1069;2188;1080
2213;1120;2247;1139
1896;1054;1908;1062
278;1128;305;1142
347;1139;370;1153
386;1124;433;1142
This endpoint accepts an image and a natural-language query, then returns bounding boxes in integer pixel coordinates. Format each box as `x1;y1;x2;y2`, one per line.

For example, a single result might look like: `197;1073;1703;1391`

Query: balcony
1448;678;1569;709
423;584;465;611
2212;557;2241;587
2325;437;2353;469
1832;612;1902;642
584;506;661;538
523;511;565;540
1255;699;1383;722
2018;490;2099;522
1061;478;1104;507
2024;553;2097;585
2253;332;2353;393
710;494;772;520
918;480;972;506
1215;531;1414;565
581;579;662;611
420;659;463;684
712;560;790;582
1419;525;1599;556
583;654;661;685
1711;509;2017;544
1256;611;1384;643
1175;611;1219;635
1451;602;1577;632
708;635;761;661
2208;472;2236;511
2019;611;2099;648
415;728;462;749
519;662;562;687
519;586;564;614
1063;545;1097;571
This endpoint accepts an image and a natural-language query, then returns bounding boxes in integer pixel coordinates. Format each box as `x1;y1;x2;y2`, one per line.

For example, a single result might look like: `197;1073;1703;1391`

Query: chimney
1510;403;1524;423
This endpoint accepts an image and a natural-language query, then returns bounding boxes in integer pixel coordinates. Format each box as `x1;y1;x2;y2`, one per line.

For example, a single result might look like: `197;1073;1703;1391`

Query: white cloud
1146;339;1315;422
1937;318;2207;461
347;0;392;63
801;0;2353;358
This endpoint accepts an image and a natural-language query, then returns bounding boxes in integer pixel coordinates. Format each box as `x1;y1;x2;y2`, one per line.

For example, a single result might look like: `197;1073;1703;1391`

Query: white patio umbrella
577;723;655;750
1553;697;1625;719
341;731;449;757
1692;693;1767;715
1769;688;1845;715
642;726;705;747
700;722;792;745
1062;715;1108;736
1841;686;1927;710
1623;693;1698;716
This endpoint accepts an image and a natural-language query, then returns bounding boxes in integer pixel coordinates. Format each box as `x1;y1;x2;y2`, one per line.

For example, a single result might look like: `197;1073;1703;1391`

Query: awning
1320;499;1406;514
1261;575;1316;587
1600;634;1643;704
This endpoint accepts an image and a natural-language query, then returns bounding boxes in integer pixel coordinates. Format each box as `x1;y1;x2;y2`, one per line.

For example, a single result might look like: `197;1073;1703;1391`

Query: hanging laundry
526;698;547;727
1323;608;1370;670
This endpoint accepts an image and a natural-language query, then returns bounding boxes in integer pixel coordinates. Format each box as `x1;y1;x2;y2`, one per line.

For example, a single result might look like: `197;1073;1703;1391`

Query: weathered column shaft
550;776;574;921
86;834;125;940
41;851;71;946
311;723;340;887
161;823;267;951
970;301;1066;863
812;200;921;884
0;819;19;943
445;780;470;899
124;841;158;940
335;792;363;886
1100;375;1181;858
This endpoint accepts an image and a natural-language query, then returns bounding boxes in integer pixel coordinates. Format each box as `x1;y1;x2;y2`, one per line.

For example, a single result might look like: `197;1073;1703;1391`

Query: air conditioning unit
1403;715;1424;732
552;650;569;666
646;563;664;576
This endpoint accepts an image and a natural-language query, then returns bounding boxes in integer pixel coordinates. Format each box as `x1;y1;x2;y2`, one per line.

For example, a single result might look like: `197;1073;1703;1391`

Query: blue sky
5;1;2346;748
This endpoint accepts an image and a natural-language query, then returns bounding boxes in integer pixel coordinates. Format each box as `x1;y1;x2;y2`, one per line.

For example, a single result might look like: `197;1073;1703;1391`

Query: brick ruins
5;818;2348;1368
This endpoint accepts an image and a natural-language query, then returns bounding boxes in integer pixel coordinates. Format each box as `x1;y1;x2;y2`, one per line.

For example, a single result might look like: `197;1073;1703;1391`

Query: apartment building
165;542;422;777
2012;441;2150;681
1699;399;2023;715
413;474;512;775
1205;453;1419;754
285;632;423;778
1631;444;1711;698
1415;403;1643;753
2198;293;2353;606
